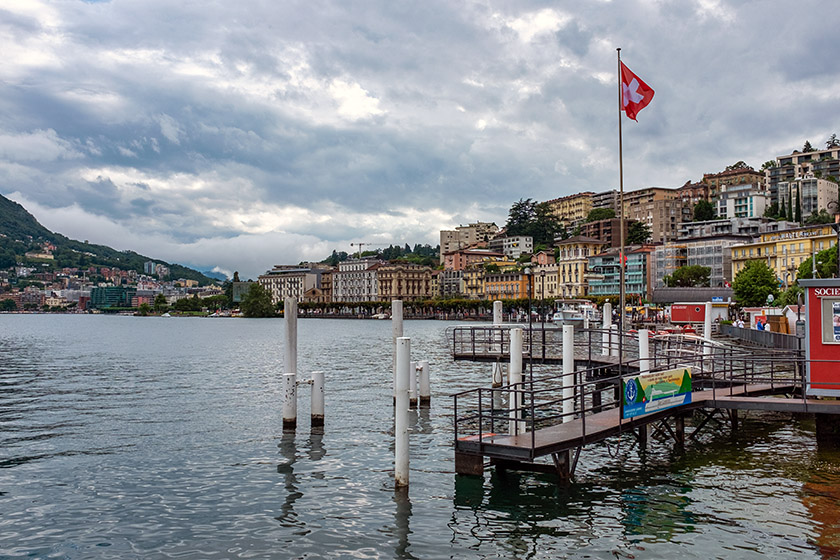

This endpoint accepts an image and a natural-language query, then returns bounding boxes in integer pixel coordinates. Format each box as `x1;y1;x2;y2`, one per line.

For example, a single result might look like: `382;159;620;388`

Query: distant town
1;139;839;316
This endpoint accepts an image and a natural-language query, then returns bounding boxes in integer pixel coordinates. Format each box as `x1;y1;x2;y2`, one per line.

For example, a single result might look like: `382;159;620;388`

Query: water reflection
803;445;840;558
275;432;303;528
393;487;416;560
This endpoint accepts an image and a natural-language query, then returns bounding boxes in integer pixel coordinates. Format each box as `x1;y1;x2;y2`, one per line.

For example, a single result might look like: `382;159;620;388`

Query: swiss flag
620;62;654;121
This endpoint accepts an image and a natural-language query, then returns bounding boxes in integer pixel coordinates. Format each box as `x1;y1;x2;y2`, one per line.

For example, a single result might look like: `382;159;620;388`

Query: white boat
551;301;600;326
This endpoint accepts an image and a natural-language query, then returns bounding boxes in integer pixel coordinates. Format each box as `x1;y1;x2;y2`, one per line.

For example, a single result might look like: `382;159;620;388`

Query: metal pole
617;48;627;345
395;337;410;487
562;325;575;423
509;328;523;436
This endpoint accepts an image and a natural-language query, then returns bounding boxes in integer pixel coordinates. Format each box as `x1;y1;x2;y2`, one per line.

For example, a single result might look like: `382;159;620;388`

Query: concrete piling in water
602;302;612;356
418;360;430;407
703;302;713;357
282;372;297;430
311;371;324;427
409;361;418;407
508;328;523;436
609;324;619;358
392;300;404;403
283;297;298;430
562;324;575;423
492;300;504;388
395;337;410;488
638;329;651;375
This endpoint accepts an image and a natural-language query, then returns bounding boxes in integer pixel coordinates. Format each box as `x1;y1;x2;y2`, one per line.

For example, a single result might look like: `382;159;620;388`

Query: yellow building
533;264;559;300
555;236;606;298
546;192;594;227
731;224;838;287
484;270;530;300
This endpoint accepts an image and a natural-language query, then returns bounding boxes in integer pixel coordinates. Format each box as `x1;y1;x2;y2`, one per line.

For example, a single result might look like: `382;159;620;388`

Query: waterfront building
332;259;383;302
587;245;655;300
767;146;840;204
554;236;605;298
731;224;838;288
463;266;485;300
484;270;529;300
258;265;326;305
90;286;136;309
778;175;839;221
487;236;533;260
429;270;441;299
622;187;691;243
546;192;594;227
441;269;464;298
703;165;765;201
716;182;769;219
376;262;433;301
439;222;499;263
532;264;559;301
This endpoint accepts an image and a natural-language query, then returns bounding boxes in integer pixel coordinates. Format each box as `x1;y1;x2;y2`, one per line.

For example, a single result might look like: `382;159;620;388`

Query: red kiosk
800;279;840;441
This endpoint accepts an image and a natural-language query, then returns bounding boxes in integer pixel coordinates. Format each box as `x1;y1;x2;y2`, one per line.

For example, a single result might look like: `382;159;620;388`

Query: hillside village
1;141;839;315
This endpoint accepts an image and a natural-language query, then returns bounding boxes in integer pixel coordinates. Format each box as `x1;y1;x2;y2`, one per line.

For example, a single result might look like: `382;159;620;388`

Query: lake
1;314;839;559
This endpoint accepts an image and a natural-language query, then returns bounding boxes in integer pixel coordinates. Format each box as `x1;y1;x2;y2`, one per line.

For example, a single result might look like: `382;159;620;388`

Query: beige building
554;236;605;298
546;192;594;227
439;222;499;263
622;187;691;243
703;166;765;201
767;146;840;205
333;259;383;302
731;224;838;287
778;175;839;221
376;262;433;301
258;266;324;304
533;264;559;301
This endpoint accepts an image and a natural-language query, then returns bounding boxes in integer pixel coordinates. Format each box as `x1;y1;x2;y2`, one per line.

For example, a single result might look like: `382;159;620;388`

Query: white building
258;265;324;304
487;236;534;260
716;182;769;219
778;175;839;220
332;259;383;302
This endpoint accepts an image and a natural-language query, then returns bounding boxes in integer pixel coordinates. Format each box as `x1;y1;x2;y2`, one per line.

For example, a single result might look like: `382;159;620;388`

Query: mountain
0;194;218;285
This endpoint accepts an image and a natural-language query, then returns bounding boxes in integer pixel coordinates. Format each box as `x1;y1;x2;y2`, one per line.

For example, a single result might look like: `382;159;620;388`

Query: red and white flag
620;62;654;121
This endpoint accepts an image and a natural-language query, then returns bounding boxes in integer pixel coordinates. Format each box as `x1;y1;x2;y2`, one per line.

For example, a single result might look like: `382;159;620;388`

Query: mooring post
395;337;410;487
602;302;612;356
509;328;523;436
418;360;430;407
284;297;298;375
562;324;575;423
492;300;504;388
675;413;686;450
638;329;650;374
311;371;324;427
392;300;404;403
703;301;713;358
282;372;297;430
409;361;418;407
609;324;619;358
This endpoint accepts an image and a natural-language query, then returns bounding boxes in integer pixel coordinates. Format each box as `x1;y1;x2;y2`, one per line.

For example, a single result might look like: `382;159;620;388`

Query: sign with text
622;367;693;419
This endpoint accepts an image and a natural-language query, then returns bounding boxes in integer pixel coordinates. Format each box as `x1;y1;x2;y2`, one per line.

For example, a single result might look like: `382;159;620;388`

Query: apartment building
580;218;635;248
484;270;530;300
703;166;765;201
587;246;655;300
443;248;505;271
332;259;382;302
546;192;594;227
487;236;533;259
532;264;559;300
439;222;499;263
554;236;605;298
592;190;619;211
376;262;433;301
766;146;840;204
622;187;691;243
716;182;769;219
730;224;838;287
778;175;839;221
258;265;325;304
676;181;709;206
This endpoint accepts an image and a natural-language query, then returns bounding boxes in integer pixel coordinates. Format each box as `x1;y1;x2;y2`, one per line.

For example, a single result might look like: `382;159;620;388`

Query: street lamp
540;269;546;329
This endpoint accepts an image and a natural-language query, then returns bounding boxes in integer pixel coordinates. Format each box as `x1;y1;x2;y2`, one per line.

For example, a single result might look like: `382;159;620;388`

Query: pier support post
395;337;410;487
816;414;840;446
284;297;298;375
609;324;619;358
509;328;523;436
392;300;404;403
418;361;430;407
455;452;484;476
492;301;505;388
638;329;650;374
282;372;297;430
703;301;713;358
602;303;612;356
675;413;686;450
562;325;575;423
638;425;648;452
311;371;324;427
409;361;418;407
551;451;571;482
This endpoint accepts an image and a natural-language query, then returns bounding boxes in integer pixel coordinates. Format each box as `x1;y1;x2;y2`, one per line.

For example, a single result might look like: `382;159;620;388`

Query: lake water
1;314;839;559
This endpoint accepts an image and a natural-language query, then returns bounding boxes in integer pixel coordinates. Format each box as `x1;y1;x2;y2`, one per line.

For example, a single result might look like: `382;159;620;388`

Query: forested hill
0;193;217;285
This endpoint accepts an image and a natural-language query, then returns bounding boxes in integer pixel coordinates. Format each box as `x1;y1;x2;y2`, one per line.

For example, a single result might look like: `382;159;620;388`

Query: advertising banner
622;367;693;419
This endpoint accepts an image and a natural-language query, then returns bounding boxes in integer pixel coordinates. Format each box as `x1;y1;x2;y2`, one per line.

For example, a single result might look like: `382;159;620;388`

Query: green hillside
0;193;216;285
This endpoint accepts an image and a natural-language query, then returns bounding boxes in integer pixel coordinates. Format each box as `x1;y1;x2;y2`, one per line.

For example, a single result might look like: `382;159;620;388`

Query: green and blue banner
622;367;692;419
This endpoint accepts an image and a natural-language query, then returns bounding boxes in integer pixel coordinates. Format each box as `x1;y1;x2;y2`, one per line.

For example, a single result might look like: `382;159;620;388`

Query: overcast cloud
1;0;838;280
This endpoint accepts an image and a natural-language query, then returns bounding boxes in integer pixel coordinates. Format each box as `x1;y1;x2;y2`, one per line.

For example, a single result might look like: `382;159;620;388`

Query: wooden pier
449;324;839;480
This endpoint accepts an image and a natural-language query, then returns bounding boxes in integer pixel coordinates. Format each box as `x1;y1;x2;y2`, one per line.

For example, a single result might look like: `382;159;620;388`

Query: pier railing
452;328;809;462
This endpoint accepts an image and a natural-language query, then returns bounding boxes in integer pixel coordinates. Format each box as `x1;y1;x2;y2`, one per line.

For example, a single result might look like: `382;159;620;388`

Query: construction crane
350;242;388;259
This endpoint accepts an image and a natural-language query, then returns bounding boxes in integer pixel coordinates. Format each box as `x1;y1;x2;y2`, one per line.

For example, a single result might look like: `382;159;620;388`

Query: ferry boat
551;300;600;326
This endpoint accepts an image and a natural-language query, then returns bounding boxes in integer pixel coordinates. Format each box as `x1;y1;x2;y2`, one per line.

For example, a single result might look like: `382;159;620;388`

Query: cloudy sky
1;0;837;280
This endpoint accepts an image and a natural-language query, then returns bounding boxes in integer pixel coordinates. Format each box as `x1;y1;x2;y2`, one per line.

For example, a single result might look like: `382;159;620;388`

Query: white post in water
418;360;430;407
602;302;612;356
392;300;404;401
562;324;575;423
703;301;713;357
492;300;504;388
508;328;523;436
282;372;297;429
610;324;619;358
395;337;410;487
284;297;298;375
311;371;325;427
409;361;418;407
638;329;651;375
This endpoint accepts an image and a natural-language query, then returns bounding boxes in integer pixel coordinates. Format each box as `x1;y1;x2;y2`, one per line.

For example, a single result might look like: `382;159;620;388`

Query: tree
0;299;16;311
584;208;616;223
805;209;835;225
726;161;750;171
627;221;652;245
693;200;716;222
803;140;815;152
137;303;151;316
505;198;537;237
240;282;275;317
732;260;779;307
787;191;794;222
153;293;168;313
663;265;711;287
827;134;840;149
233;271;240;283
794;187;802;223
797;245;839;280
778;201;787;220
503;198;562;246
764;202;779;219
761;160;777;171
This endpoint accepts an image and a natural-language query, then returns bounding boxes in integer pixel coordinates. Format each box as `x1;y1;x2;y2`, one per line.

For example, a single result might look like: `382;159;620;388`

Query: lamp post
540;269;546;329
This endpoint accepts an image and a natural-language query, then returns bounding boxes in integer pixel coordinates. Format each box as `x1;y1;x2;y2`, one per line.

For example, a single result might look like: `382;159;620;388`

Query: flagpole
617;48;626;344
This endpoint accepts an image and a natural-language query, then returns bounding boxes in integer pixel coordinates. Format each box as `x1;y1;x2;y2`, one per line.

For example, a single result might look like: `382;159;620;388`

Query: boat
551;300;600;326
